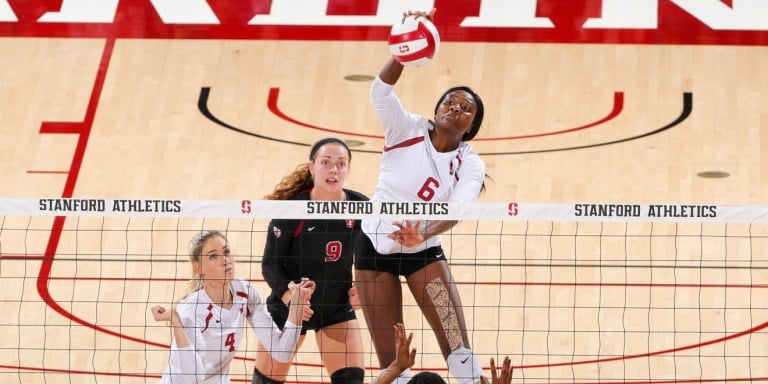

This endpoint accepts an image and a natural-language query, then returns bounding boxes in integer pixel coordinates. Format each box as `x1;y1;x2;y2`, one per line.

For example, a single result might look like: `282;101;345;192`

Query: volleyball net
1;198;767;383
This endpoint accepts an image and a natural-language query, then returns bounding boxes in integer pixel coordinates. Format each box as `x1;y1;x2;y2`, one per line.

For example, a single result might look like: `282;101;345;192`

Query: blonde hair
181;230;226;298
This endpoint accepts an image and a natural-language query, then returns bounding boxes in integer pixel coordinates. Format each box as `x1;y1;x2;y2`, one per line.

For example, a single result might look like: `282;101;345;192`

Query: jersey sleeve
166;343;210;384
448;151;487;203
370;76;424;146
262;218;297;298
245;283;301;363
165;306;215;383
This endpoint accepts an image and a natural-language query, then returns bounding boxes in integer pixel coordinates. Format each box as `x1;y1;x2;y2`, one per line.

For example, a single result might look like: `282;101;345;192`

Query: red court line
529;377;768;384
33;38;171;350
460;281;768;289
26;170;69;174
1;255;46;260
475;92;624;140
40;275;768;290
39;121;85;134
0;364;156;379
267;87;623;141
267;87;382;139
518;319;768;370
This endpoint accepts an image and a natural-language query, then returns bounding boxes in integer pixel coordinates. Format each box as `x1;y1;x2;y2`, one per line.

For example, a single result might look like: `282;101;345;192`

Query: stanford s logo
241;199;251;214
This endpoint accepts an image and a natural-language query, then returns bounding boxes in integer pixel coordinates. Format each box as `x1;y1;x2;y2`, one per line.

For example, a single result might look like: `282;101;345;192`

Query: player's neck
204;283;233;309
429;128;461;152
310;188;346;201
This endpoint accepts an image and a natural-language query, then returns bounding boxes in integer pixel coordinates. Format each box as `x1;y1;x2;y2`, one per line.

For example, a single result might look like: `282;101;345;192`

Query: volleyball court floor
1;37;767;383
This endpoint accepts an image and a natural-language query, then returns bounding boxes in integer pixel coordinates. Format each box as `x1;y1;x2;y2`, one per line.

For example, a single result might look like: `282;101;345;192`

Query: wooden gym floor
1;32;767;383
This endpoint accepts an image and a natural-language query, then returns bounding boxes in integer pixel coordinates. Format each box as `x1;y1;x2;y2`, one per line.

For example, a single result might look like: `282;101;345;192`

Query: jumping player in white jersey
151;230;314;384
355;8;488;384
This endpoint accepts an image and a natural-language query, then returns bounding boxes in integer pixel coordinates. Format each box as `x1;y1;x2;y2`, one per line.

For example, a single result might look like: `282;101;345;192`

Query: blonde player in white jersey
151;230;314;384
355;8;488;384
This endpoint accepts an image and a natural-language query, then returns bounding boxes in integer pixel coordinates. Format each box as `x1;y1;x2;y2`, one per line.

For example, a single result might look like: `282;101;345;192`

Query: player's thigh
354;269;404;324
315;319;365;373
406;261;470;357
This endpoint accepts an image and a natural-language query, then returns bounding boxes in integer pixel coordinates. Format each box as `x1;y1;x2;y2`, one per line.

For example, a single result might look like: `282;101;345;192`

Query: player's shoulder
344;189;370;202
269;193;309;227
287;191;311;201
459;142;484;161
176;290;206;314
179;288;203;303
231;278;260;300
231;277;256;292
457;142;486;171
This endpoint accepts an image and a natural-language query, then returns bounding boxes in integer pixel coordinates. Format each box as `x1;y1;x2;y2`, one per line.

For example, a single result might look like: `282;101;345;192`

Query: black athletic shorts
353;232;447;277
267;293;356;335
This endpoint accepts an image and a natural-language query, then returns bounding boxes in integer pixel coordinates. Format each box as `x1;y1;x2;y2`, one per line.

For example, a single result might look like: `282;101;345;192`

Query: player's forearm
270;321;301;362
285;293;304;326
169;313;191;348
378;57;404;85
371;364;403;384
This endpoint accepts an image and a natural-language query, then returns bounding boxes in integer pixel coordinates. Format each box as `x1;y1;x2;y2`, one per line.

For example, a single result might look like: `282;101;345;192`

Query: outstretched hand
372;323;417;384
480;357;512;384
389;220;424;247
393;323;416;372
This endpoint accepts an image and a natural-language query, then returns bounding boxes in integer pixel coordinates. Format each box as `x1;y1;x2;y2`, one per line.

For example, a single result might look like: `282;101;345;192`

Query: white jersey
159;278;300;384
363;77;486;255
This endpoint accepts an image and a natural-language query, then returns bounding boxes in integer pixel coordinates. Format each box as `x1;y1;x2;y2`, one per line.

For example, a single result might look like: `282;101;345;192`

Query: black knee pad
331;367;365;384
252;367;284;384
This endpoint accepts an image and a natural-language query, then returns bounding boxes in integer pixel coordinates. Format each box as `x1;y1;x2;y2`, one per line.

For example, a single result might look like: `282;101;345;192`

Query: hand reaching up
480;357;512;384
392;323;416;372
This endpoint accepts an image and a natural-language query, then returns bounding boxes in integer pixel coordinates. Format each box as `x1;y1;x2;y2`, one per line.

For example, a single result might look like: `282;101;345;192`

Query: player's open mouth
442;113;460;120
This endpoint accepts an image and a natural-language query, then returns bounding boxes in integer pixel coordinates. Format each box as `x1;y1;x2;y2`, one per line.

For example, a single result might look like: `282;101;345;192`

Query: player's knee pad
252;367;284;384
330;367;364;384
446;348;484;384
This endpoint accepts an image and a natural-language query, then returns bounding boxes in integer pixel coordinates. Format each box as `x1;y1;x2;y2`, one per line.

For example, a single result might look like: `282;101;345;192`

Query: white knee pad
446;348;484;384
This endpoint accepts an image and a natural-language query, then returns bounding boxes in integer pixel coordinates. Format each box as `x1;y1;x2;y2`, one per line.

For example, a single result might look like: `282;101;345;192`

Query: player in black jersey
253;138;368;384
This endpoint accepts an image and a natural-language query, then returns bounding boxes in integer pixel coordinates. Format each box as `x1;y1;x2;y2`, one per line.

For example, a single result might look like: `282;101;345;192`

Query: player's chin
321;180;343;191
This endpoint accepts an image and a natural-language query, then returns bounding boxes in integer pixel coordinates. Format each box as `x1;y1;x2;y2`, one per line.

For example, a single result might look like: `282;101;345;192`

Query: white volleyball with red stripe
388;16;441;67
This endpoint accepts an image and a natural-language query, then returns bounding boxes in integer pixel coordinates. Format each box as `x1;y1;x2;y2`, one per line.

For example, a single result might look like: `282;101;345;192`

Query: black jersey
262;189;368;328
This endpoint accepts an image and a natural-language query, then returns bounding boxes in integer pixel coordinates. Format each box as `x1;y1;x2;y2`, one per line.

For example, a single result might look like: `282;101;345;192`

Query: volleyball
388;15;441;67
